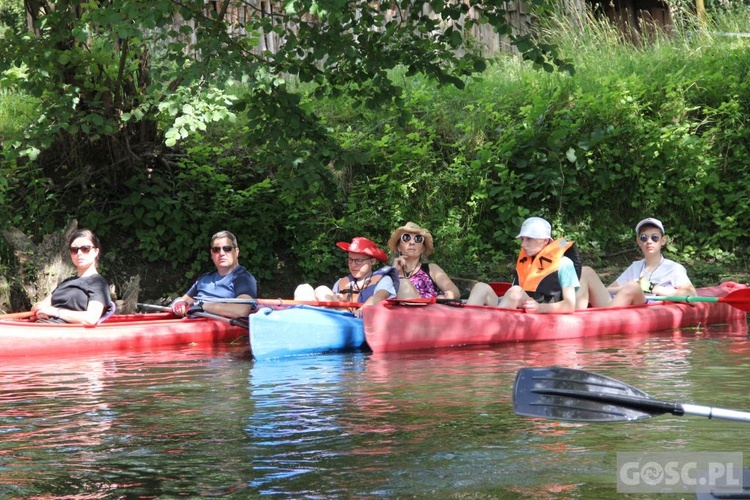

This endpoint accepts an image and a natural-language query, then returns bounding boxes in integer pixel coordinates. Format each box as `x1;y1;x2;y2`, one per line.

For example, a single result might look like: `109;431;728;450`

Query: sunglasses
400;233;425;244
348;258;372;265
639;234;662;243
211;245;234;254
70;245;94;254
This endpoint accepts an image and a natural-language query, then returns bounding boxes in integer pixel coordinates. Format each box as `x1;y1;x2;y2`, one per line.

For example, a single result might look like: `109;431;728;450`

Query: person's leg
294;284;316;300
609;281;647;307
396;279;420;299
498;285;527;309
576;266;613;309
314;286;337;301
466;282;499;306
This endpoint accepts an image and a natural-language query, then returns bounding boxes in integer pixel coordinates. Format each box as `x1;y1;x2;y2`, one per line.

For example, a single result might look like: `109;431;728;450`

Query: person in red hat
294;237;399;316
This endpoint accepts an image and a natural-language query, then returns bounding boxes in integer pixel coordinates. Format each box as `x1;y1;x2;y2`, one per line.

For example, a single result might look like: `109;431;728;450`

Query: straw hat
336;237;388;263
388;222;434;257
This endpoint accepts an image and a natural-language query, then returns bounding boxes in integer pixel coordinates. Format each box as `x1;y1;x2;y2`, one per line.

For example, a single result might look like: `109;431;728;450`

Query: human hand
36;305;60;320
171;300;189;317
522;299;538;312
393;256;407;272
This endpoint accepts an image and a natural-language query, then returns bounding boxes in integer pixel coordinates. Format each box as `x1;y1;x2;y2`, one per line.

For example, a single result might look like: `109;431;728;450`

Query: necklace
403;262;421;278
351;274;372;291
641;256;664;280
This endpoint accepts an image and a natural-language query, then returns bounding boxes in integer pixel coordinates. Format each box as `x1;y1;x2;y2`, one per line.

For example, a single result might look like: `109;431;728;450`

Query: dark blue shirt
186;265;257;299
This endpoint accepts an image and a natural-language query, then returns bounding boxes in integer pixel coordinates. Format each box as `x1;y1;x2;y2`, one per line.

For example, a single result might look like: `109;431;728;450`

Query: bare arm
202;294;256;318
355;289;391;318
653;282;697;297
36;300;105;325
173;294;256;318
428;263;461;300
525;286;576;313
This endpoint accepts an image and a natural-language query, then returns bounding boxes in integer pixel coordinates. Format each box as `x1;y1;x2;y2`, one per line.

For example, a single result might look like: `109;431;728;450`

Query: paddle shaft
0;311;36;320
531;387;750;423
137;303;248;328
652;287;750;312
199;297;363;308
681;403;750;422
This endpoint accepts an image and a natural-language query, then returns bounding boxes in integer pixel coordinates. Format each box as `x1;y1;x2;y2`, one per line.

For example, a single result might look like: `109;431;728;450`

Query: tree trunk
0;219;79;312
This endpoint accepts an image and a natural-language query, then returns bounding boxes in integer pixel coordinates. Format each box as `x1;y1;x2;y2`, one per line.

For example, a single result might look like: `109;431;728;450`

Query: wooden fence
204;0;536;55
203;0;675;55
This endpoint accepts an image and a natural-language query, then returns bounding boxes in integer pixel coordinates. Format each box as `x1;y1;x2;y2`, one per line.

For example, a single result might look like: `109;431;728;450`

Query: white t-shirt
615;257;692;292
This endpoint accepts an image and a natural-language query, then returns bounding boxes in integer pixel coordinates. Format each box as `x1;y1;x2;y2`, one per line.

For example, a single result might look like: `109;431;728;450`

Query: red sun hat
336;237;388;263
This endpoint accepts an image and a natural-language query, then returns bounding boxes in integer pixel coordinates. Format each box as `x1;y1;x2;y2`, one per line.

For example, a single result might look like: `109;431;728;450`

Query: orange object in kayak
363;282;749;353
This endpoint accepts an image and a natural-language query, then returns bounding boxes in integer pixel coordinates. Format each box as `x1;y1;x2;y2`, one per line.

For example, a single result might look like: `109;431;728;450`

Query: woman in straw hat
388;222;460;300
294;236;399;316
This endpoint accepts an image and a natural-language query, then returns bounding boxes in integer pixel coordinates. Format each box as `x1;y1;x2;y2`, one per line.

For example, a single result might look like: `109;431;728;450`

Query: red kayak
0;312;247;358
363;282;749;353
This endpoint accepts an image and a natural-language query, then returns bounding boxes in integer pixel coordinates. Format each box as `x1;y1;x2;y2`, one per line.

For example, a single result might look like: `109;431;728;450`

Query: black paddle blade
513;366;657;422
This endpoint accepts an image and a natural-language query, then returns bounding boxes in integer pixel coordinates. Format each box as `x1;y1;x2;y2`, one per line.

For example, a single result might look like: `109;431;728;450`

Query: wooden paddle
0;311;36;320
137;303;249;328
651;288;750;312
513;366;750;423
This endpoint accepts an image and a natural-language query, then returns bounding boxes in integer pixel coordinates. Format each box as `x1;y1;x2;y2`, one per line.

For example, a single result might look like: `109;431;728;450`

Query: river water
1;322;748;498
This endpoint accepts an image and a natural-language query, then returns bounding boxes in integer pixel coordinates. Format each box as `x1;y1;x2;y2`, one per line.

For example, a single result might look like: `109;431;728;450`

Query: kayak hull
364;282;749;353
0;313;248;358
250;306;364;360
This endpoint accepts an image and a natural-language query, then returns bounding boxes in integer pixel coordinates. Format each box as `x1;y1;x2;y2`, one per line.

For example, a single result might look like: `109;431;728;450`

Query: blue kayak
249;306;366;360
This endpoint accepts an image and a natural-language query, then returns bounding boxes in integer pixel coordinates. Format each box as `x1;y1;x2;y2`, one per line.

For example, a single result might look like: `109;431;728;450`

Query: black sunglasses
70;245;94;254
401;233;425;244
639;234;662;243
211;245;234;254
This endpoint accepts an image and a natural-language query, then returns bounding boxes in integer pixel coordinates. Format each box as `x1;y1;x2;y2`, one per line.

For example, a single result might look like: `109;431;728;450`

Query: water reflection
0;324;748;498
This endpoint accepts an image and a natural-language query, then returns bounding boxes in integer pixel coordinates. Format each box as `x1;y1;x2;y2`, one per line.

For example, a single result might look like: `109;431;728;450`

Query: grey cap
635;218;665;235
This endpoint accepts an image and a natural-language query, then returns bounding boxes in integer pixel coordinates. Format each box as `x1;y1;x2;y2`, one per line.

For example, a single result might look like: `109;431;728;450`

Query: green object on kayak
652;288;750;312
513;366;750;423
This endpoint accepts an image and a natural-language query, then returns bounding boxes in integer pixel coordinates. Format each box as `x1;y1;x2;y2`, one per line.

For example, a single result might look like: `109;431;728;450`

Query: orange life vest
513;238;577;303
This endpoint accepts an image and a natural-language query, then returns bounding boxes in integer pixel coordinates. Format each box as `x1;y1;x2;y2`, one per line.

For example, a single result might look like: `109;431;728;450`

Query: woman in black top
32;229;111;325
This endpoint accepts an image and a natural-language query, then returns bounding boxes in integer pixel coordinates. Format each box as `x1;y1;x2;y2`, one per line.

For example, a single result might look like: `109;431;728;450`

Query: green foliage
101;138;282;284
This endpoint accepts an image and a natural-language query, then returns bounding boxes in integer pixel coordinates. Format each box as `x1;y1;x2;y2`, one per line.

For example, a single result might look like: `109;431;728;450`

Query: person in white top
576;217;697;309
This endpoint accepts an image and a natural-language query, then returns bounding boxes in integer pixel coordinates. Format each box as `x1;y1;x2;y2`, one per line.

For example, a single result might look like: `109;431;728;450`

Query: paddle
0;311;36;320
198;297;363;308
651;288;750;312
513;366;750;423
137;303;249;328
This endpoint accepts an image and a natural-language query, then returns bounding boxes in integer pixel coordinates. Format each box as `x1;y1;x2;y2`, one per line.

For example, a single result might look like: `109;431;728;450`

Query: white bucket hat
635;218;665;235
516;217;552;239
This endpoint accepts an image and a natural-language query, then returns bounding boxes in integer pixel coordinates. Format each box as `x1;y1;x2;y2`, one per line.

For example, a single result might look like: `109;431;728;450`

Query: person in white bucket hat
466;217;580;313
576;217;696;308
